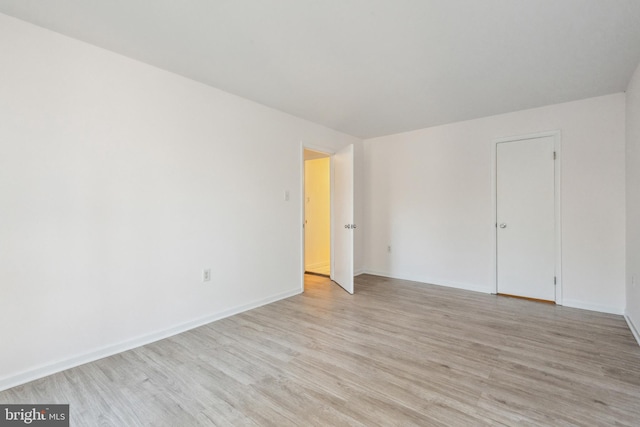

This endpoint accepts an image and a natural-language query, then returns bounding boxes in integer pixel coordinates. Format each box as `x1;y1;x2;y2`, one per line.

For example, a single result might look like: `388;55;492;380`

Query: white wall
364;94;626;314
354;140;365;275
0;14;360;390
626;62;640;343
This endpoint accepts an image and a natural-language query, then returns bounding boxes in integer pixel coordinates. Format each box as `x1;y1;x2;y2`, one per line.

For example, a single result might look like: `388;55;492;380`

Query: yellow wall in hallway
304;157;330;272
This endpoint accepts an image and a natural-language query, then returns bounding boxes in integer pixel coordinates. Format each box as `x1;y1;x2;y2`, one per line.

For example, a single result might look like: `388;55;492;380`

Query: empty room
1;1;640;425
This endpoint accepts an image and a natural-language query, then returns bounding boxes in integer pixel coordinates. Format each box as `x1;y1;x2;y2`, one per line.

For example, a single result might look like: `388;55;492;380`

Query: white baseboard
362;270;626;316
0;288;301;392
625;314;640;346
561;299;624;315
362;269;494;294
354;268;365;276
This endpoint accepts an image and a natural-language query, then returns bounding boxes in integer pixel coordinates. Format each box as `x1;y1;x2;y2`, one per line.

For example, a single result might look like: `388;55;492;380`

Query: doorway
304;149;331;277
494;131;562;302
301;144;355;294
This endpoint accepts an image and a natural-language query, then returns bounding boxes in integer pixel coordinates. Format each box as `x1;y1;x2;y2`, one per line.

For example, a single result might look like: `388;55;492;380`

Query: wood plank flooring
2;274;640;426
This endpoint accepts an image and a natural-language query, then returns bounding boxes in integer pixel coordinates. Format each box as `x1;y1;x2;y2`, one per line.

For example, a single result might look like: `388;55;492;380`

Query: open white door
332;144;354;294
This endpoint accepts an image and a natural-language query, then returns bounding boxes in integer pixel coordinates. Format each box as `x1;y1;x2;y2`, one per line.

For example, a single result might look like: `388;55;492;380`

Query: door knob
499;223;507;228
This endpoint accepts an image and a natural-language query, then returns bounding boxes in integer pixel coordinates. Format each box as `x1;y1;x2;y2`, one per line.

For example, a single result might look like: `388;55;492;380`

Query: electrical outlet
387;245;392;253
203;269;211;282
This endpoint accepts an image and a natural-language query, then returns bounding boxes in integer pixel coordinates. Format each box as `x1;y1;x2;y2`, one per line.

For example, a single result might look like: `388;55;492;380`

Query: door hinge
554;276;557;285
553;151;557;160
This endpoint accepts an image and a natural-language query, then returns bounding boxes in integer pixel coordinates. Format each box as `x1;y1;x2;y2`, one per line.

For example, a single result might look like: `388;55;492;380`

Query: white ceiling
1;1;640;139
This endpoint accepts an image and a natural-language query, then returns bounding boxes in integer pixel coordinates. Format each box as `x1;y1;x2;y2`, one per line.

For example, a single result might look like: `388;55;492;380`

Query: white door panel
497;136;555;301
333;144;354;294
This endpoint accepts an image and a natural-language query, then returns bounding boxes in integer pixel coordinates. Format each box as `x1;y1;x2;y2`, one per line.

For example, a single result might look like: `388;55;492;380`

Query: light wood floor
2;274;640;426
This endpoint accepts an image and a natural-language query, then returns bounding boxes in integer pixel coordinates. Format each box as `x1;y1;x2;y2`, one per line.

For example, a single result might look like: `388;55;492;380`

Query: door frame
490;130;563;304
300;143;335;292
